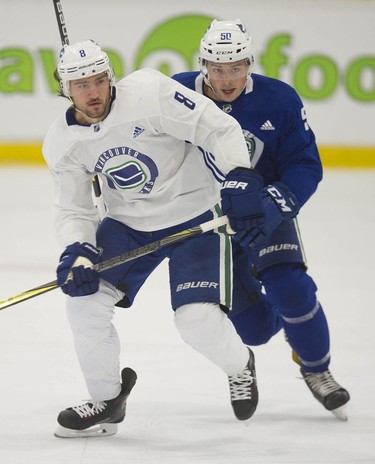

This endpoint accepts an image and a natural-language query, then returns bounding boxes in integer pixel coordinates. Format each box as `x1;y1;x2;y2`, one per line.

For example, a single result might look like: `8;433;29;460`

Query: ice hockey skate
228;348;258;421
300;368;350;421
54;367;137;438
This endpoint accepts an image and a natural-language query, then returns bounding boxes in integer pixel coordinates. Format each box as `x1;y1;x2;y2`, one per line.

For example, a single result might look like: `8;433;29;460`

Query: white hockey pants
65;282;249;401
174;302;249;375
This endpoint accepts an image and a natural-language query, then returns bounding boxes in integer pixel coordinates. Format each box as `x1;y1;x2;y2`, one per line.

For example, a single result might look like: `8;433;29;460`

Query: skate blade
331;405;348;421
242;419;251;428
54;423;118;438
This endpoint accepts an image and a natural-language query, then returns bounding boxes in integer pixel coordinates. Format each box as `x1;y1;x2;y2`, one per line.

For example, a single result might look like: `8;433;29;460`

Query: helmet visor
206;61;250;81
69;74;110;97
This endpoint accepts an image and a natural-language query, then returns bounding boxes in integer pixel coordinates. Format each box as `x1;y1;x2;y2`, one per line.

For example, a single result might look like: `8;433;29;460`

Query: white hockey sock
174;302;249;375
66;280;124;401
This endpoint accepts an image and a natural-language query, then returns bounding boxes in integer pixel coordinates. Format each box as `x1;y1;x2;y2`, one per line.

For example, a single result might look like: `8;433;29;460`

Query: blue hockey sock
260;263;330;372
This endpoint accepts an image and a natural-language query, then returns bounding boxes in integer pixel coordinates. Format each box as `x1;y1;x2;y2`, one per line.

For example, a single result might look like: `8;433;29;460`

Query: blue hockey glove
245;182;300;248
57;242;101;297
221;167;264;244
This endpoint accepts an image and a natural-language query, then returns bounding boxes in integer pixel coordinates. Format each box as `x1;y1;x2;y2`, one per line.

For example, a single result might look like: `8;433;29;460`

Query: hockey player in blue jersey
173;19;350;420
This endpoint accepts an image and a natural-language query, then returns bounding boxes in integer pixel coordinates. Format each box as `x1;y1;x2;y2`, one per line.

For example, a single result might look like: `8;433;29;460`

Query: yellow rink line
0;144;47;166
318;146;375;168
0;143;375;168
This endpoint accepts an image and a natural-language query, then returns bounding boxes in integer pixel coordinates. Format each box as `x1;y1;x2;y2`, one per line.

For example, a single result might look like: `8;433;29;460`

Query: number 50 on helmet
199;19;255;77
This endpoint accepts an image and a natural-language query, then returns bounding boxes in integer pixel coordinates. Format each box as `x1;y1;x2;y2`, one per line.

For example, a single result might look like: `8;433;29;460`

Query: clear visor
206;61;250;81
68;74;110;97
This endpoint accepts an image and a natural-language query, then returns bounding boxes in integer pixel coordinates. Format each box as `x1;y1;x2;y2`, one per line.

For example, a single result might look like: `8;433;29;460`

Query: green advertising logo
259;33;375;102
134;15;213;75
0;14;374;102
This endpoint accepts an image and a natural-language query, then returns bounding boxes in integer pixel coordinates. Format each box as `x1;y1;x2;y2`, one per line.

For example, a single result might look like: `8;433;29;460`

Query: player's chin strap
72;98;111;123
203;76;225;102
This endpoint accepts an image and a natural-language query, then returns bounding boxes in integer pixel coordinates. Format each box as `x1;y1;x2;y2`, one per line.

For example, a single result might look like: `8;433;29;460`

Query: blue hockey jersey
172;71;323;207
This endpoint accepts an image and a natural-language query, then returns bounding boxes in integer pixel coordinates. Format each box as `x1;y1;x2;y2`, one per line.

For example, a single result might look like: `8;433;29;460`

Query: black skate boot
300;368;350;421
228;348;258;421
54;367;137;438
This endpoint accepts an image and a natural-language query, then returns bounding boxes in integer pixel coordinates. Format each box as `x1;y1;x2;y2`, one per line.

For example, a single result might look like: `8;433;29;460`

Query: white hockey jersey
42;68;250;248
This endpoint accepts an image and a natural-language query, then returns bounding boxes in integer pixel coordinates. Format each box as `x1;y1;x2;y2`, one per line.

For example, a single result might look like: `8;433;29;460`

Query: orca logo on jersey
94;146;159;193
242;130;264;167
106;162;147;190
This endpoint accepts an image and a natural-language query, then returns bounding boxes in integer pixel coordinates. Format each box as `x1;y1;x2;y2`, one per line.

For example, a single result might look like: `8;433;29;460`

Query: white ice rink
0;166;374;464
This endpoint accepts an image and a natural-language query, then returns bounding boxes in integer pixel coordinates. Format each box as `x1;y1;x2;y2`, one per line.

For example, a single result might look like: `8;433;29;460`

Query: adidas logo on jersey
260;120;275;131
132;125;145;138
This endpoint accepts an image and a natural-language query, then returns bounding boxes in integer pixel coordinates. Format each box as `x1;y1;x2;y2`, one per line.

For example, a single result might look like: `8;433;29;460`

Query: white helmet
199;19;254;75
57;39;115;97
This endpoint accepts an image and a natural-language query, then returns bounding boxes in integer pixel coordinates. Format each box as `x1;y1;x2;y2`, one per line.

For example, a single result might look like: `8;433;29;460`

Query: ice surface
0;166;374;464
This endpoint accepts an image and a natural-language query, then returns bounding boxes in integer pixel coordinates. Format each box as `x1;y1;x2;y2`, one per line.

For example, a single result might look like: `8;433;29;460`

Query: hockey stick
0;215;229;311
52;0;106;219
52;0;69;45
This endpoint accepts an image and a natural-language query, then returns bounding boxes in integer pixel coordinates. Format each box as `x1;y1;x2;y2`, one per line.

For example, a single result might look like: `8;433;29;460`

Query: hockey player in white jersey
43;40;263;438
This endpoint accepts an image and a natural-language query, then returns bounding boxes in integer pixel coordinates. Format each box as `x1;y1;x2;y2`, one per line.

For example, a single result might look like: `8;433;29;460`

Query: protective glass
206;63;249;81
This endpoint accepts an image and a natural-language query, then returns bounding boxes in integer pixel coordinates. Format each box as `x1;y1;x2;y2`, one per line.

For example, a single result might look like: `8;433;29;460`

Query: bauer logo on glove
220;167;264;243
222;180;249;190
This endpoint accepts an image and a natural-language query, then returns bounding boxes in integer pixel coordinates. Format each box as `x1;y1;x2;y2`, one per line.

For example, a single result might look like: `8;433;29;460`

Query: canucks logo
106;161;147;190
242;129;264;167
95;146;159;194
